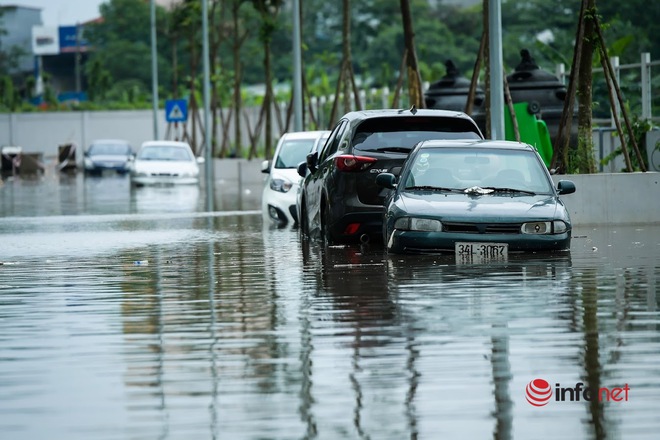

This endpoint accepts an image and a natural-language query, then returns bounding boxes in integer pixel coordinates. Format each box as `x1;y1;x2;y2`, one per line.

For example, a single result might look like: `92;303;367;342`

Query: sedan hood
134;160;199;174
399;191;560;221
270;168;302;184
90;154;129;163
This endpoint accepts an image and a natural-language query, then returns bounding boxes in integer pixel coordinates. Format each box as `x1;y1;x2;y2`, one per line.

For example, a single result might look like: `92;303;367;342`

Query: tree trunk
263;39;273;159
209;0;223;158
232;1;243;158
188;31;198;154
328;0;360;123
400;0;424;109
551;0;588;172
575;0;597;173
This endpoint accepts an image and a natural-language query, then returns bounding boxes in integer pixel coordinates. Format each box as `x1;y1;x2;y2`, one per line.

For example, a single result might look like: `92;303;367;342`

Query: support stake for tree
599;55;633;171
465;31;486;116
503;71;520;142
593;18;647;172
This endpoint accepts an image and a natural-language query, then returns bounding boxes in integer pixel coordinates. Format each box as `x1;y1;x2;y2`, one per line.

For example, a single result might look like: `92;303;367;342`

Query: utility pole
292;0;303;131
202;0;214;208
150;0;159;140
488;0;504;139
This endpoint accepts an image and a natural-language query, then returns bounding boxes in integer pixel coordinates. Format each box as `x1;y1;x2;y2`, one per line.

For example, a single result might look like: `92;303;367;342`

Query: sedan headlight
521;220;568;234
394;217;442;232
552;220;568;233
270;178;293;193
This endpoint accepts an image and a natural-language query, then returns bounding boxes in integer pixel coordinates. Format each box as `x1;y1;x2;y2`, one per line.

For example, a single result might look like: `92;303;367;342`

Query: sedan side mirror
261;159;270;174
557;180;576;195
197;156;205;164
306;152;318;173
376;172;397;189
297;161;307;178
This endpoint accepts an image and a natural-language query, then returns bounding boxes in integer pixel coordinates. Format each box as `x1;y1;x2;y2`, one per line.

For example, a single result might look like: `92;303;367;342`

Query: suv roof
341;107;478;122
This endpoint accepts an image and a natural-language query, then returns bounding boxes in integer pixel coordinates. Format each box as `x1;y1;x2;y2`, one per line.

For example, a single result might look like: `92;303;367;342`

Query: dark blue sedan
376;140;576;256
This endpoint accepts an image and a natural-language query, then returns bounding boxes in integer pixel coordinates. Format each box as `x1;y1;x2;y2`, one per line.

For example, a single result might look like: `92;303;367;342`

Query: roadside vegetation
0;0;658;168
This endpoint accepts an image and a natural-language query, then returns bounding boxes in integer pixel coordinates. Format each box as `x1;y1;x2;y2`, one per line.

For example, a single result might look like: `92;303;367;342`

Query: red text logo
526;378;630;407
526;378;552;406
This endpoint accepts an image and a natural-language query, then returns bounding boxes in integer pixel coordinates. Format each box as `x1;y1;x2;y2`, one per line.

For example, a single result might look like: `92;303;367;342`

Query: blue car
84;139;134;176
376;140;576;256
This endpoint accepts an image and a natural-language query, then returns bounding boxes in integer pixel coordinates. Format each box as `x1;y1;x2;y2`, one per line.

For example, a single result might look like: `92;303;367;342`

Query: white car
261;130;330;226
130;140;203;187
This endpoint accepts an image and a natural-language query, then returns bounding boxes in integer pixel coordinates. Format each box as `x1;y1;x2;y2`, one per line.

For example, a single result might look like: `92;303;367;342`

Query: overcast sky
1;0;107;26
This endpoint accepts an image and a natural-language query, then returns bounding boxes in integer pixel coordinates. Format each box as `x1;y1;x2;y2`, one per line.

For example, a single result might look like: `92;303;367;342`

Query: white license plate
455;242;508;263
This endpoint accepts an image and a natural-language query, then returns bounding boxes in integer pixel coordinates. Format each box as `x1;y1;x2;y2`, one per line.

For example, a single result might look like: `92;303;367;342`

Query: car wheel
320;203;334;246
300;200;309;237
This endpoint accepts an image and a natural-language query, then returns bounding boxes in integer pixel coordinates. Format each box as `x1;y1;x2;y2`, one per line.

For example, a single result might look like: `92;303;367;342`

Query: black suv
297;108;484;243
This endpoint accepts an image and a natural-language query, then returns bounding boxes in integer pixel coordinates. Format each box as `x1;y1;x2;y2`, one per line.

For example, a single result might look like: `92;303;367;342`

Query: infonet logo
525;378;630;407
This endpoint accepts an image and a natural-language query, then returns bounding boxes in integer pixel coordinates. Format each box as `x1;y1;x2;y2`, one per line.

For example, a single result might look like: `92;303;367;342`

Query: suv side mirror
376;172;397;189
557;180;576;195
306;152;318;173
261;160;270;174
297;161;307;178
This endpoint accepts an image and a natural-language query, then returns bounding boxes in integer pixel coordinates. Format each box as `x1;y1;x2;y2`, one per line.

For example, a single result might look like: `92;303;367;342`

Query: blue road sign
165;99;188;122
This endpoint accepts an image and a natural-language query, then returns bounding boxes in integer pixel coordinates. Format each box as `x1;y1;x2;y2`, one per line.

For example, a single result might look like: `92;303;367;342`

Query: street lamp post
292;0;303;132
150;0;159;140
202;0;214;209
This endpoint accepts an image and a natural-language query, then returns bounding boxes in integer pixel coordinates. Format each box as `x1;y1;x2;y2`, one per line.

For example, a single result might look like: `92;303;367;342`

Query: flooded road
0;173;658;439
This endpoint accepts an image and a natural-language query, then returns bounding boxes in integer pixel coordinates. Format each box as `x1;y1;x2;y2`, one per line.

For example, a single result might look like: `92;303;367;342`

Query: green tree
251;0;284;159
85;0;171;97
0;8;25;77
86;58;112;101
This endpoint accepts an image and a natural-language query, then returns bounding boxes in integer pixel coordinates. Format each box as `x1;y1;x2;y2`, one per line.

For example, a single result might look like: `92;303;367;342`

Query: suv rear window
352;116;481;152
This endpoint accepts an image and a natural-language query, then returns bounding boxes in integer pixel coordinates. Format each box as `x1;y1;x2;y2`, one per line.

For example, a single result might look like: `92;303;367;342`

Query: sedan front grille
442;222;521;234
484;224;522;234
443;222;480;233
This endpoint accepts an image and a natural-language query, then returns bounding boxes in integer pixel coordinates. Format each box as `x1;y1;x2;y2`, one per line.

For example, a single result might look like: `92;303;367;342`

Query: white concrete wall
0;106;273;162
552;172;660;225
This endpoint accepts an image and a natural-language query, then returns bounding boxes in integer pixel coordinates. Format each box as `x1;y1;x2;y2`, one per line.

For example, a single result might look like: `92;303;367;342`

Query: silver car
261;131;330;226
130;141;203;187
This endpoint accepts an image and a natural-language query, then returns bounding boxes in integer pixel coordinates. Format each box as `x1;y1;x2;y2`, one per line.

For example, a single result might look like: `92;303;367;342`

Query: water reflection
130;185;202;214
0;175;658;440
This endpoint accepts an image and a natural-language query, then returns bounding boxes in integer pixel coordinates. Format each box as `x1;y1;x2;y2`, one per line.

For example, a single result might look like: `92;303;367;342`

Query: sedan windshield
89;143;131;156
403;148;553;194
275;139;317;168
138;146;193;161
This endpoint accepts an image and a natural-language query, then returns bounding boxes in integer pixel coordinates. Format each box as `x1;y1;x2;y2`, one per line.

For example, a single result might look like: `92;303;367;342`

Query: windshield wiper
372;147;411;153
405;185;462;193
481;186;537;195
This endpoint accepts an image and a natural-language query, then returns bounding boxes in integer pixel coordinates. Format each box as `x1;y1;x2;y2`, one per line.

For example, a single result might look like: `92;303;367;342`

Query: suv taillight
334;155;377;172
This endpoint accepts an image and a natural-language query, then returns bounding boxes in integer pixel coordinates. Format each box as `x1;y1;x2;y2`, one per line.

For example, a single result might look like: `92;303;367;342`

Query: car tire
300;200;309;237
320;202;334;246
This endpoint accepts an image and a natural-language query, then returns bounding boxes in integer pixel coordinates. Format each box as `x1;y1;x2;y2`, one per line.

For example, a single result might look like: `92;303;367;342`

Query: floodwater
0;172;658;440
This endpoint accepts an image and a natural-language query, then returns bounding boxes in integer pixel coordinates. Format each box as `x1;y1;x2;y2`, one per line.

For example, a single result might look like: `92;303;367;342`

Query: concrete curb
552;173;659;225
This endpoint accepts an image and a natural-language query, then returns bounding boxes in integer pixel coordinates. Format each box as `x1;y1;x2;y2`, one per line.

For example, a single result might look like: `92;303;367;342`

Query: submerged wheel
300;200;309;237
320;203;335;246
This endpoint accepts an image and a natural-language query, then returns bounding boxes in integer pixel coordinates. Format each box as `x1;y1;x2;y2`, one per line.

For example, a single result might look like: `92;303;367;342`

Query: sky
0;0;107;26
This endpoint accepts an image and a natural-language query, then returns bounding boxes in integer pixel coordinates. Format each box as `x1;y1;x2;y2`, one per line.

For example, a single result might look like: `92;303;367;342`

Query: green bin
504;102;553;167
